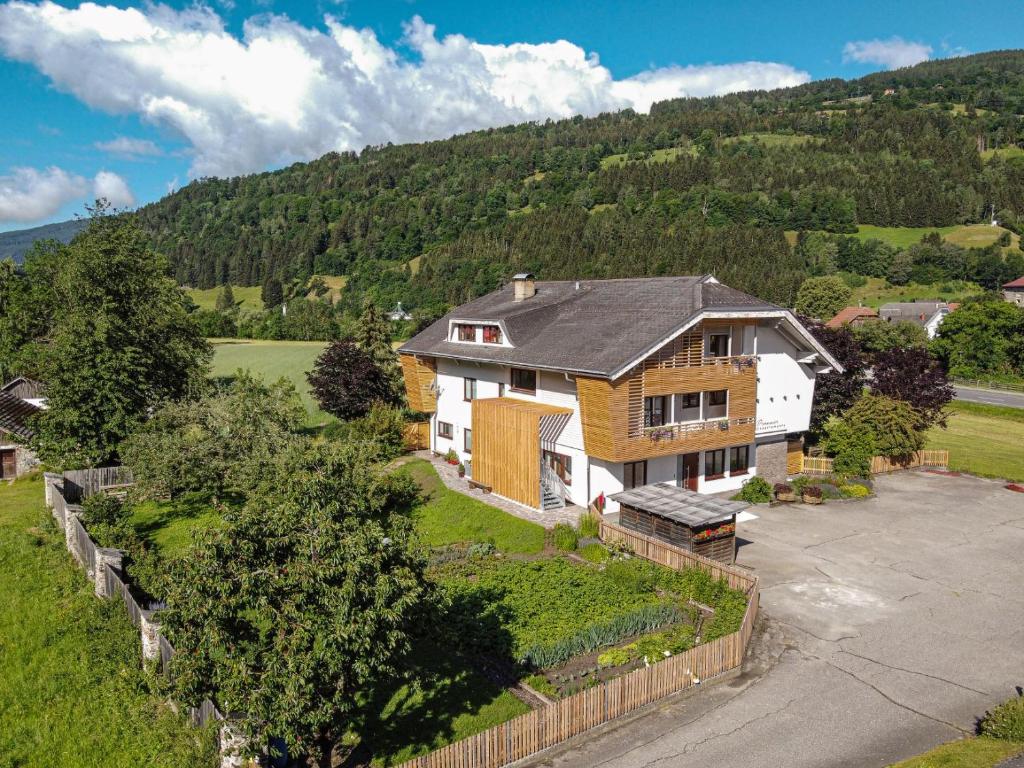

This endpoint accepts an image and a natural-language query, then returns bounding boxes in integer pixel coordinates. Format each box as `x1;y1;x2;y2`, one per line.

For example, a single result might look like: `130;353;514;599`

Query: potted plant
802;485;823;505
457;462;466;478
774;483;796;502
444;448;459;465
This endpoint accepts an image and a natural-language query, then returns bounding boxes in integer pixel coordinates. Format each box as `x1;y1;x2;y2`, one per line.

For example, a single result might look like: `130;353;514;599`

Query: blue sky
0;0;1016;230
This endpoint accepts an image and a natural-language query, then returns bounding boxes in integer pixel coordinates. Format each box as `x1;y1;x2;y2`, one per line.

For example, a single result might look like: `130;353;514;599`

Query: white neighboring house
399;275;841;514
878;301;959;339
386;302;413;322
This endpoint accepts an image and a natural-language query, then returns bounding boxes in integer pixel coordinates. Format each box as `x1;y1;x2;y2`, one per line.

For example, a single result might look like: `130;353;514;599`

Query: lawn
888;736;1023;767
129;493;225;557
981;145;1024;163
599;146;695;169
209;338;332;426
927;401;1024;482
399;458;546;554
0;474;216;768
850;277;985;309
849;223;1019;252
723;132;823;148
185;284;263;311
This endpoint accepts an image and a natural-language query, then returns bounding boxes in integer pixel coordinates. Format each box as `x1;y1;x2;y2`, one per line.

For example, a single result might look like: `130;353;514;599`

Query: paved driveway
524;472;1024;768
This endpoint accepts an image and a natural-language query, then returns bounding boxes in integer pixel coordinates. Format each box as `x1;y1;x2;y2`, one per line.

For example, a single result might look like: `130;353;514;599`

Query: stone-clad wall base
756;437;789;486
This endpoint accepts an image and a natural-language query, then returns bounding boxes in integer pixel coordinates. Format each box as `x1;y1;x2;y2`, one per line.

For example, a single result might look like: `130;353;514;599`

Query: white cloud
842;37;932;70
0;166;87;224
92;170;135;207
0;2;809;178
95;136;164;158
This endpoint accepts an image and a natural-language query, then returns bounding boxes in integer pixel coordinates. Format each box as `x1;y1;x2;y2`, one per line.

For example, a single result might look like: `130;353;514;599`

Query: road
523;472;1024;768
954;385;1024;409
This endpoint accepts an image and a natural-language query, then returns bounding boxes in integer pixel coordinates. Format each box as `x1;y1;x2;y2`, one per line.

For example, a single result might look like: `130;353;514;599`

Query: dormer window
456;324;476;342
482;325;502;344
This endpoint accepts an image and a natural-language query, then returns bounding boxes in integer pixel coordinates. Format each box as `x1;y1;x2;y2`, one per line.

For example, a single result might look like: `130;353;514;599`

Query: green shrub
822;415;876;477
552;523;578;552
578;512;600;538
844;393;925;458
347;403;409;459
578;543;610;563
980;693;1024;741
839;484;871;498
732;476;772;503
596;646;633;667
522;674;559;699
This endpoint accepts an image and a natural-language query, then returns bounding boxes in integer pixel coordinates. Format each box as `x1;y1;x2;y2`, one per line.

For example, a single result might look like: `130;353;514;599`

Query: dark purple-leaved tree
870;346;954;429
805;320;867;442
307;340;397;420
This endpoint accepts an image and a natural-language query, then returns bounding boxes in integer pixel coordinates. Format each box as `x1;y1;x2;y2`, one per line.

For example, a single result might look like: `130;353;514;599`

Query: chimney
512;273;536;302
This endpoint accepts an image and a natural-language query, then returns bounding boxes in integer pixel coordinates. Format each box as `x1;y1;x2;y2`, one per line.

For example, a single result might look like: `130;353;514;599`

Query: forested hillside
135;50;1024;312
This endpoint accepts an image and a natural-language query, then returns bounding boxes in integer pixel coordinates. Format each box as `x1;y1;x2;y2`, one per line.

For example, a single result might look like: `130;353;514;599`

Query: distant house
826;306;877;329
878;301;959;338
386;302;413;322
1003;277;1024;307
883;87;897;96
0;391;40;480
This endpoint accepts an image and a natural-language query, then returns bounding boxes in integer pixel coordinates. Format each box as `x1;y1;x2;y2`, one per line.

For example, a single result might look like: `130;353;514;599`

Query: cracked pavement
522;471;1024;768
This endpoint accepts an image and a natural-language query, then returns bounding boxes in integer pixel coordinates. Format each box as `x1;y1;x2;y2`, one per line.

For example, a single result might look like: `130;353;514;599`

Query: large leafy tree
164;441;431;765
843;392;925;457
121;371;305;501
931;298;1024;379
870;346;954;429
852;318;928;356
12;207;210;467
806;322;867;441
356;301;403;401
307;340;396;420
794;276;853;321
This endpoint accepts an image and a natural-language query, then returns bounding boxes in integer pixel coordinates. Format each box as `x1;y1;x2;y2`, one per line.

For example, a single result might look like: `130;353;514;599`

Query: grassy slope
129;493;225;557
185;284;263;311
850;277;985;309
0;475;215;768
888;736;1023;767
209;338;332;427
981;145;1024;162
927;401;1024;482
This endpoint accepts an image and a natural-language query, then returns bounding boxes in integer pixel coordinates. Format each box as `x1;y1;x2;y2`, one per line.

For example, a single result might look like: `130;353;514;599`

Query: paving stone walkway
414;451;582;528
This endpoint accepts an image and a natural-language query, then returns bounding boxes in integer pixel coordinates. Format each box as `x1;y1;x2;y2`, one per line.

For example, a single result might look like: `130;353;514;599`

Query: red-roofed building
1004;277;1024;307
826;306;878;329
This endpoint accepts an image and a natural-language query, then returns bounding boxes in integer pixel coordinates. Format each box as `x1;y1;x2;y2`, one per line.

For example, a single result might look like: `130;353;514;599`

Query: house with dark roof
399;274;841;514
0;391;40;479
1004;276;1024;307
878;301;958;338
1;376;45;407
826;306;878;329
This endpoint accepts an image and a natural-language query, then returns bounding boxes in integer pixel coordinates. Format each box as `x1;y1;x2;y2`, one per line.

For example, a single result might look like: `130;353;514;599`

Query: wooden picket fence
403;421;430;451
800;449;949;476
395;520;759;768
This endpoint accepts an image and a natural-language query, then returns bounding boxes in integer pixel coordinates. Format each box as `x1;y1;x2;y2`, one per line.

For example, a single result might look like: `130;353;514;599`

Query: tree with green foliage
215;282;236;313
843;393;925;458
164;440;431;765
121;371;305;501
806;323;867;441
795;276;853;320
852;319;928;356
12;207;210;467
931;298;1024;379
822;415;877;476
356;301;403;401
261;276;284;309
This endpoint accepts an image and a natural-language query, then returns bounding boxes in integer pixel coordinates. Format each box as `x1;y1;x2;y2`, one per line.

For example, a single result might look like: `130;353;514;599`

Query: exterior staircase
540;463;567;511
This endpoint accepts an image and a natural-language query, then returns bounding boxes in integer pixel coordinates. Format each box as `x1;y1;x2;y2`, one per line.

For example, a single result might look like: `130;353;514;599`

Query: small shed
610;483;746;563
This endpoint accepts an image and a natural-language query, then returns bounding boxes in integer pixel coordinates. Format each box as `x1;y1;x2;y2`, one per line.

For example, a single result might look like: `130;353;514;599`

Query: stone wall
755;436;789;486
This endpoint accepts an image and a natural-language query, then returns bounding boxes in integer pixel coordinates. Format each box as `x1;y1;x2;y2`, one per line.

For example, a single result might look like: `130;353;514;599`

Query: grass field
927;401;1024;482
0;475;216;768
888;736;1023;768
849;223;1019;252
129;493;225;557
723;132;822;148
981;145;1024;163
599;146;694;169
184;284;263;311
850;277;984;308
209;338;332;426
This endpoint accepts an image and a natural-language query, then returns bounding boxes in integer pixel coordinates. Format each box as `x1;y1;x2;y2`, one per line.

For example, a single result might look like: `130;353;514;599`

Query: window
464;428;472;453
437;421;453;440
643;395;667;428
456;324;476;342
543;450;572;486
705;389;728;419
623;460;647;489
464;377;477;401
707;332;730;358
705;449;726;479
730;445;749;474
674;392;700;422
482;325;502;344
510;367;536;394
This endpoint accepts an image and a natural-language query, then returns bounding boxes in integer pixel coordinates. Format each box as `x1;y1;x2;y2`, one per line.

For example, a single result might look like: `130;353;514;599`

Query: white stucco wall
755;324;816;434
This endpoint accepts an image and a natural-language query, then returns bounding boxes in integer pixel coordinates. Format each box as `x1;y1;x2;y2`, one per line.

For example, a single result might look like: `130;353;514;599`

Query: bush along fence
801;449;949;476
394;516;760;768
43;470;250;768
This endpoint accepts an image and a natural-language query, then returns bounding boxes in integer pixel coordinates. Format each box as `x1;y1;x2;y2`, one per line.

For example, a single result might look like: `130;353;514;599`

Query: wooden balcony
399;354;437;413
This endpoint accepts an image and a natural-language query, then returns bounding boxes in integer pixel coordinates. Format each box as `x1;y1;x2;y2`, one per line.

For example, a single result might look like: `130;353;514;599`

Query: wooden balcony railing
639;416;756;442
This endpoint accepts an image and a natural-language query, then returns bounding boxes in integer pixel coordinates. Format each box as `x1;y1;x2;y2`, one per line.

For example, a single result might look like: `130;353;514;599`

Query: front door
0;449;15;479
677;452;699;491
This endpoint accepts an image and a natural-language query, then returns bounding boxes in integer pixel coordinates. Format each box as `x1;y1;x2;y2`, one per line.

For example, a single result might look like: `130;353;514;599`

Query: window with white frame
705;389;728;419
673;392;700;422
643;395;667;427
706;332;730;358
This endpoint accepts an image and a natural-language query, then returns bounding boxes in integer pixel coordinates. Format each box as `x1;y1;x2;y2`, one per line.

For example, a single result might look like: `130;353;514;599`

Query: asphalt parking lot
524;471;1024;768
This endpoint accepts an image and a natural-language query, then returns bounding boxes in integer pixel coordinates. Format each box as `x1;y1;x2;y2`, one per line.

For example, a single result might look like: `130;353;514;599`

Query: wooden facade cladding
399;354;437;413
471;398;572;509
578;322;758;463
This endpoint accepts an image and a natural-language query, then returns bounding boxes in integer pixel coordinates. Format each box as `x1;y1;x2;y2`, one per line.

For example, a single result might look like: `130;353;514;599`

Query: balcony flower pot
802;486;823;505
774;483;796;502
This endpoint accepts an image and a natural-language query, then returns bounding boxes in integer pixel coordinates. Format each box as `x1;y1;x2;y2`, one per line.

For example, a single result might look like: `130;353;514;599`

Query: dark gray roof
1;376;45;400
399;276;780;377
0;391;40;440
610;483;747;527
878;302;949;326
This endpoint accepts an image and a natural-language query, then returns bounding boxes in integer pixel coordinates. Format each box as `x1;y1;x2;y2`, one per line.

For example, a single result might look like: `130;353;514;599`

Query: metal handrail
541;462;568;501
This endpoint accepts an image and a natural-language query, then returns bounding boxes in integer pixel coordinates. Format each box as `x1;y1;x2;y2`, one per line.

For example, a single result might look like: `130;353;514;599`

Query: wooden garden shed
610;483;745;563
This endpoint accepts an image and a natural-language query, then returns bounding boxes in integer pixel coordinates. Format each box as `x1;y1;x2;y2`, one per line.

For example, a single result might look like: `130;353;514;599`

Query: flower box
774;483;795;502
802;487;823;505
